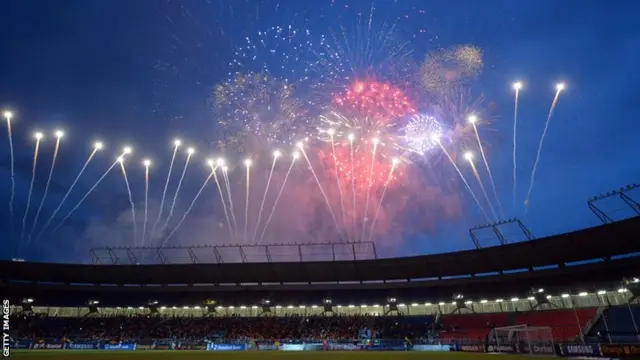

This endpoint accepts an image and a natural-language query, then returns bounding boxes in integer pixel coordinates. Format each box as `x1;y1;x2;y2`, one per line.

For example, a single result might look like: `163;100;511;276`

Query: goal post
491;324;556;356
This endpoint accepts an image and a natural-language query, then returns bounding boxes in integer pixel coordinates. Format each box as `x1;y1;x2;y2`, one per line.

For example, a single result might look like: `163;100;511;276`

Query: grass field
11;351;525;359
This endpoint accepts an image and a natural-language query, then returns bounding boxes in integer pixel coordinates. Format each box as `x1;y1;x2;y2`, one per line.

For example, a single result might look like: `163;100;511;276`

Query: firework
257;152;299;244
525;83;566;210
230;25;317;88
152;139;181;236
464;151;498;222
162;147;194;231
212;159;234;241
50;147;131;235
213;72;309;153
313;5;414;93
403;114;444;155
367;158;399;242
142;159;151;245
3;111;15;237
420;45;483;97
319;111;402;189
468;115;502;218
21;132;43;240
163;163;216;244
251;150;281;243
334;80;416;122
30;130;64;240
512;82;523;211
118;156;136;245
35;141;103;243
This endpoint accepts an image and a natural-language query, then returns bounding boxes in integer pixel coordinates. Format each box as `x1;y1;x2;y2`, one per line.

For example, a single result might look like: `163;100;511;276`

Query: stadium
4;200;640;359
2;1;638;360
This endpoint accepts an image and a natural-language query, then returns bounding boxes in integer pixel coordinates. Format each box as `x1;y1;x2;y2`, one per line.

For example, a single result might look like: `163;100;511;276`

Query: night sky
0;0;638;263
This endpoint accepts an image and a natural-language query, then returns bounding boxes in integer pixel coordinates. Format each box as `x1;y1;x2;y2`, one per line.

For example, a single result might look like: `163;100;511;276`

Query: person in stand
403;336;412;351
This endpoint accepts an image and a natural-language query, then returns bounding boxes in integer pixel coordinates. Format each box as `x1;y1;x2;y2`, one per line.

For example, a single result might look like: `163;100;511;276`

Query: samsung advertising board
65;343;100;350
559;344;601;356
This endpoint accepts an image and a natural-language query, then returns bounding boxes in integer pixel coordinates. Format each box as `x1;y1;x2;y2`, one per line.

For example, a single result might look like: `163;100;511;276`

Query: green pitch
11;351;524;359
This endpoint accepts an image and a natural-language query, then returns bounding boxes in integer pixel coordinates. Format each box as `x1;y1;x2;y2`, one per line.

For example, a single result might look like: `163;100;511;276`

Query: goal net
490;325;556;356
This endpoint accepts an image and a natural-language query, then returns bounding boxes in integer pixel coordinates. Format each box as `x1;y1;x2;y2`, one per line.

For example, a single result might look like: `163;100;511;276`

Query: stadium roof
1;217;639;305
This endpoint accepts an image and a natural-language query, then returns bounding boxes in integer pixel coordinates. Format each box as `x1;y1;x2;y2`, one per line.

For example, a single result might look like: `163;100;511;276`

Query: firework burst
334;80;416;122
230;25;319;88
312;5;415;98
420;45;483;97
213;72;309;153
403;114;444;155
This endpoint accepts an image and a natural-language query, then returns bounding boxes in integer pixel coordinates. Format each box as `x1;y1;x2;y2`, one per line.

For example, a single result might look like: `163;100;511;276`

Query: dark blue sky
1;0;639;262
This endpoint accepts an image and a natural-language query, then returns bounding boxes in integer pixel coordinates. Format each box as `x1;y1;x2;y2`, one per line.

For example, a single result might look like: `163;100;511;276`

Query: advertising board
559;344;600;356
102;343;136;350
208;343;246;351
32;342;64;350
65;343;100;350
458;344;485;352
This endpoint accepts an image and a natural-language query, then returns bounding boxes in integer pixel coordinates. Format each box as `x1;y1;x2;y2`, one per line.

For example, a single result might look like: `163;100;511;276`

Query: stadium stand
588;305;640;343
439;313;508;344
4;217;640;350
513;308;597;342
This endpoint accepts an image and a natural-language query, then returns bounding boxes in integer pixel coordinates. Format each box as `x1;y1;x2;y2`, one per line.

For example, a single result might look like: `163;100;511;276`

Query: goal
490;324;556;356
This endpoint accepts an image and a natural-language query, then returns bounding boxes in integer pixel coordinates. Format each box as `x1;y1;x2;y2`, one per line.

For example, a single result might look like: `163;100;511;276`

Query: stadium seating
11;314;436;342
588;305;640;343
438;313;508;343
512;308;598;342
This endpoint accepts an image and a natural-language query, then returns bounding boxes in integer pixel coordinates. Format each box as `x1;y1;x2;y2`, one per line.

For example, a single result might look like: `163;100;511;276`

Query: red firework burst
322;142;399;191
334;80;416;122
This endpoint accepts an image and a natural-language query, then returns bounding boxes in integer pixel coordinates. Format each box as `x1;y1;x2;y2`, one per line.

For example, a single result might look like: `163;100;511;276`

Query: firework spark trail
252;155;279;243
244;161;251;244
525;85;564;212
30;133;63;240
222;168;239;236
142;162;150;246
367;160;397;242
349;136;356;241
471;121;503;218
468;158;498;222
298;145;341;237
162;169;214;245
162;151;192;230
162;169;215;245
4;113;15;237
257;156;297;245
152;143;179;236
35;145;100;242
21;135;42;240
512;85;521;211
360;140;378;242
119;160;137;245
212;165;234;241
50;157;123;235
438;142;490;222
330;133;348;232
